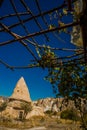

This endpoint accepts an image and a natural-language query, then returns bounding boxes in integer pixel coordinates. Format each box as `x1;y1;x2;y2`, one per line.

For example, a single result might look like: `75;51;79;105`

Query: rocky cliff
33;97;75;113
0;96;75;117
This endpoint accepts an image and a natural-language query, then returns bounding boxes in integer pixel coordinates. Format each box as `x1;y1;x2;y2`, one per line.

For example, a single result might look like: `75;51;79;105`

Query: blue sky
0;0;77;100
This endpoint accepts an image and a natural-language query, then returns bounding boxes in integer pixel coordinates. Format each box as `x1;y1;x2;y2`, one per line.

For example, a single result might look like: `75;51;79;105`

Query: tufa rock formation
33;98;76;113
26;106;45;119
0;77;44;119
10;77;31;102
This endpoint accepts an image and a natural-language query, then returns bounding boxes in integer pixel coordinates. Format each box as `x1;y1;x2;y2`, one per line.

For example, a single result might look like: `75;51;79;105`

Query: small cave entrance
19;111;23;120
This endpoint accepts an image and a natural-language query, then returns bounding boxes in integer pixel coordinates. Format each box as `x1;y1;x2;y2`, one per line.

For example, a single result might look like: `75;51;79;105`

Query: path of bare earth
0;126;46;130
0;124;82;130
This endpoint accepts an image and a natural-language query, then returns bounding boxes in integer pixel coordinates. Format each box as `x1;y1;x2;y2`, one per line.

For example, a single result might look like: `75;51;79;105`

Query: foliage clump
20;102;32;120
36;46;59;69
0;102;7;112
45;61;87;129
60;109;79;121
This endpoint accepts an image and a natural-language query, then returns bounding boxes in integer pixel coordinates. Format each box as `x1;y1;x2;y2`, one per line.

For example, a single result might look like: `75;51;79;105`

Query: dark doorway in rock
19;111;23;120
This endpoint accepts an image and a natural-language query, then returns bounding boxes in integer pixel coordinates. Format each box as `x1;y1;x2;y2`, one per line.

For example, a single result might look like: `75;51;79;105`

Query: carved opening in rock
17;90;19;92
19;111;23;120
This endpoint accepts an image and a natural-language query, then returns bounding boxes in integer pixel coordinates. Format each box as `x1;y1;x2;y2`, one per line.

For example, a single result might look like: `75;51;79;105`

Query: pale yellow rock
10;77;31;102
26;106;45;119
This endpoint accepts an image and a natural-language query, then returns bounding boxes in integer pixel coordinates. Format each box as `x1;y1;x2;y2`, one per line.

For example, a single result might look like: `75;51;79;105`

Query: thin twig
0;12;30;20
0;21;80;43
0;2;67;32
10;0;29;34
0;23;38;62
20;0;49;41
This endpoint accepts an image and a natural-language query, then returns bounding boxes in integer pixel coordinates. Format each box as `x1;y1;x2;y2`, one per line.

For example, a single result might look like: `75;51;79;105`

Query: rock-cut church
1;77;44;119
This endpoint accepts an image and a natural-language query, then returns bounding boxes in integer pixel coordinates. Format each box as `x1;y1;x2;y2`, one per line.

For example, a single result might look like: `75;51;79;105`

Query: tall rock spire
10;77;31;102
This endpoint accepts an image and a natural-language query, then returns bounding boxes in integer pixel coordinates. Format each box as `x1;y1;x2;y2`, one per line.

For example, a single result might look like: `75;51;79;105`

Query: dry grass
0;115;82;130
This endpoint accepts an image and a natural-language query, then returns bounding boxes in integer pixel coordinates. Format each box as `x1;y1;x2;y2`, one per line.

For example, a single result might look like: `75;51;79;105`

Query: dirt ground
0;116;83;130
0;124;82;130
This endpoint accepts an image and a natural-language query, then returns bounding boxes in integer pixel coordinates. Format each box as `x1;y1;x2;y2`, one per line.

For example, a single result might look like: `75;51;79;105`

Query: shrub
60;109;78;121
20;102;32;120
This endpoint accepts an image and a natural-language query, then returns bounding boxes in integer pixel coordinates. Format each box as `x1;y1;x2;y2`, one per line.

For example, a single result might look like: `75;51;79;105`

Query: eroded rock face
33;98;63;112
33;98;75;112
26;106;45;119
10;77;31;102
0;97;4;104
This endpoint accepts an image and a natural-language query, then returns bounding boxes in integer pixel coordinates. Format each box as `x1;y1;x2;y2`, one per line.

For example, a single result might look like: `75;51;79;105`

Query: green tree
0;102;7;111
21;102;32;120
0;102;7;118
60;109;79;121
45;61;87;129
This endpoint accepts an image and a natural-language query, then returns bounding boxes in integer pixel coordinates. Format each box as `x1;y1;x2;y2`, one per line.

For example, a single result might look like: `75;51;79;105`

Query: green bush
84;113;87;124
60;109;78;121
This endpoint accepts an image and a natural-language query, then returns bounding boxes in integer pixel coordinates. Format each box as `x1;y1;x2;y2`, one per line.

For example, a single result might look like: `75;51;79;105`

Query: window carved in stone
17;90;19;92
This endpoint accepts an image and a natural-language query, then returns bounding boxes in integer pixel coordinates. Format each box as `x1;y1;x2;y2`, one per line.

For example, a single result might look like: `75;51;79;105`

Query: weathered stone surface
0;96;4;104
2;105;19;119
10;77;31;102
33;98;63;112
33;98;75;112
26;106;45;119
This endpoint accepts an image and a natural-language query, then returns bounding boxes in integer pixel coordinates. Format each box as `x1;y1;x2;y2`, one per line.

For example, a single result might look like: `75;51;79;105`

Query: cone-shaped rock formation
10;77;31;102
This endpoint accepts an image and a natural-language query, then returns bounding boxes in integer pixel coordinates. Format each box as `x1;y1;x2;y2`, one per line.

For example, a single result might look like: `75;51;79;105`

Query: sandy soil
0;125;82;130
0;126;46;130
